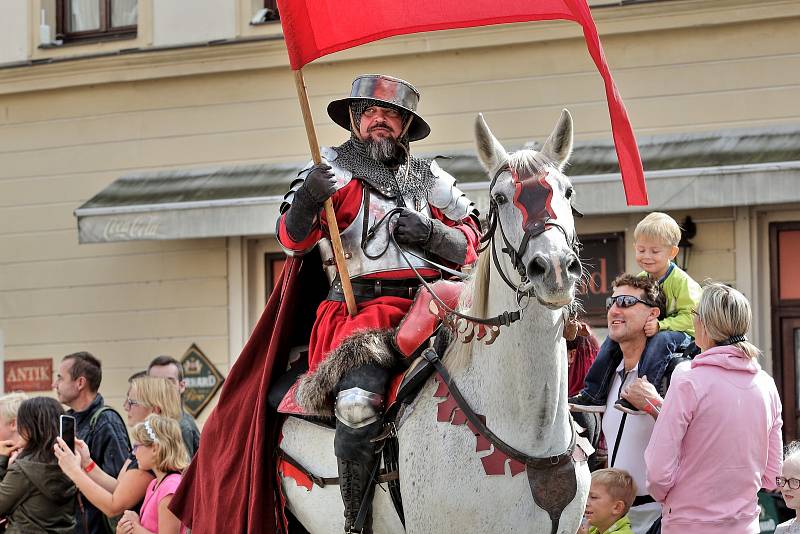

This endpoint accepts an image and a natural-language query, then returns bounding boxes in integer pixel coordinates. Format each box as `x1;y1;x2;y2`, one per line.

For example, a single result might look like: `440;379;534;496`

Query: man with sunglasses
596;274;668;534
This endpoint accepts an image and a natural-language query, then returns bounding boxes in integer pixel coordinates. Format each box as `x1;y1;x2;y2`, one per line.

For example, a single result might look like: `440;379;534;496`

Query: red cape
169;253;328;533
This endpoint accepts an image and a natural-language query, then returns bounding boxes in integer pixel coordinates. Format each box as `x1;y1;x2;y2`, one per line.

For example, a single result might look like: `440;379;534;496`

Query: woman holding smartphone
54;376;183;523
0;396;76;533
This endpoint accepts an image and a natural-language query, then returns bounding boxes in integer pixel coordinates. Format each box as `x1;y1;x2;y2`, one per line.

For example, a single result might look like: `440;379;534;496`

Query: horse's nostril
566;256;581;277
528;255;548;279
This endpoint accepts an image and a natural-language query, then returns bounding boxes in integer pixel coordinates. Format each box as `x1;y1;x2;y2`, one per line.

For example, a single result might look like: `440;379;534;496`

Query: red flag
277;0;648;206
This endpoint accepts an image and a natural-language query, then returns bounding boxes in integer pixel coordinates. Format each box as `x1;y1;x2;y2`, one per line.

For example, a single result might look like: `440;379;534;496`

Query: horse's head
475;110;581;309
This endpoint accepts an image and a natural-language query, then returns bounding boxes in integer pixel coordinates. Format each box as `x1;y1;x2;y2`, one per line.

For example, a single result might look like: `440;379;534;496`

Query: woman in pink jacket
643;282;783;533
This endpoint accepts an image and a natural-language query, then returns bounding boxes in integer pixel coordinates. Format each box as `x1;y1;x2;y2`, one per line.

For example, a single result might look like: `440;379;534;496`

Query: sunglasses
777;476;800;490
605;295;657;311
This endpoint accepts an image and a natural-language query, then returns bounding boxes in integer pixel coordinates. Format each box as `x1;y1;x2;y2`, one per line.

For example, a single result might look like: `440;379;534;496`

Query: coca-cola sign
102;216;161;241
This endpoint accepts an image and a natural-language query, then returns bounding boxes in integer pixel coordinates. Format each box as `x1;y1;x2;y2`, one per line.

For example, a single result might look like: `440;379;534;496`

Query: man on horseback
277;74;481;533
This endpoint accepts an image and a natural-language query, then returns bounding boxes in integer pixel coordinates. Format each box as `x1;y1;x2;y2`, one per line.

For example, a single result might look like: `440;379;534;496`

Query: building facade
1;0;799;432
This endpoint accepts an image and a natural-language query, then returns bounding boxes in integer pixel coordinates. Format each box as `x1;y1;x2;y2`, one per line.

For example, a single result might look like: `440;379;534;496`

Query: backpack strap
86;405;127;451
89;406;112;430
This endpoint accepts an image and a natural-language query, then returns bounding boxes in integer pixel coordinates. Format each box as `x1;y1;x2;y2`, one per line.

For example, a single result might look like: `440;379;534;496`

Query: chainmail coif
333;99;437;203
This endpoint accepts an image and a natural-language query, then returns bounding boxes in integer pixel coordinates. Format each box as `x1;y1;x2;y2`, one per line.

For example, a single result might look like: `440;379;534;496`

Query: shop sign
578;232;625;325
4;358;53;392
180;344;225;418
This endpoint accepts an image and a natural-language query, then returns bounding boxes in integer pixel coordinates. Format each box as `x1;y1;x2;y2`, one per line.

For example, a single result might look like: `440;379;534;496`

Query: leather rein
385;162;580;331
422;347;577;469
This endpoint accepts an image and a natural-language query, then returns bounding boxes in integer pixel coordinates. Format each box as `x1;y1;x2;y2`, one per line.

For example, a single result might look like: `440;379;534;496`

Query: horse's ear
540;109;574;171
474;113;507;173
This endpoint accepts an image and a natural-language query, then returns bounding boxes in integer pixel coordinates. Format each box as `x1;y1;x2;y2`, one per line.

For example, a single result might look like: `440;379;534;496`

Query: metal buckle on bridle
515;283;532;312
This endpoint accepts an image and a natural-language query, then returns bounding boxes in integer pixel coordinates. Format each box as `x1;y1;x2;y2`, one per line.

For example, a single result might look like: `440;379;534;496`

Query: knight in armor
277;74;481;533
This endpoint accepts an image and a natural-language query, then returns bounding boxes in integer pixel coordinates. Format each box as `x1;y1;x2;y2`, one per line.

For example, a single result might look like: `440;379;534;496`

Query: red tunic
278;179;480;371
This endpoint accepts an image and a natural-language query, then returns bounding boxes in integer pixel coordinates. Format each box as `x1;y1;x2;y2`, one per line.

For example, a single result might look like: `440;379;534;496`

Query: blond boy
582;468;636;534
570;212;701;415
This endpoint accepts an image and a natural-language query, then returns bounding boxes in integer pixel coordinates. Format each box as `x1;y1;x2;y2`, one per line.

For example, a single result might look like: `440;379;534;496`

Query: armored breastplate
319;185;432;281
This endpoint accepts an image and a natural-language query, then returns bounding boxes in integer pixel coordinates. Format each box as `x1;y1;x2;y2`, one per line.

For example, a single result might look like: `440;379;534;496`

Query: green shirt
638;262;701;337
588;515;634;534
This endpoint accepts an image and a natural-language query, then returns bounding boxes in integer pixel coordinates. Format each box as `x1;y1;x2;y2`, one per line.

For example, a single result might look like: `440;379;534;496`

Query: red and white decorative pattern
433;376;526;477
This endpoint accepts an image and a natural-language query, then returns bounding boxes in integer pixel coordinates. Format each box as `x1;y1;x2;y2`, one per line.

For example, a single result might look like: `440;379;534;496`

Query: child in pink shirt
118;415;190;534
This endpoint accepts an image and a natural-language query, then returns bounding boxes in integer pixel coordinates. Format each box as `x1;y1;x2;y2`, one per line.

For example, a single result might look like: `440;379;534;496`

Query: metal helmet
327;74;431;142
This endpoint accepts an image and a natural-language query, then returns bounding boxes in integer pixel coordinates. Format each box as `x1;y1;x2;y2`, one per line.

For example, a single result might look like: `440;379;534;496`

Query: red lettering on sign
587;258;608;295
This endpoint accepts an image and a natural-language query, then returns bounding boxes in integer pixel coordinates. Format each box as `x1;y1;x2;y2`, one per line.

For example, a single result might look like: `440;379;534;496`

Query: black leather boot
337;458;376;534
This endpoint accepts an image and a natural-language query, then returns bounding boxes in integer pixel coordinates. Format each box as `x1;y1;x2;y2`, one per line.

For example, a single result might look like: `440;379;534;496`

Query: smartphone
59;415;76;453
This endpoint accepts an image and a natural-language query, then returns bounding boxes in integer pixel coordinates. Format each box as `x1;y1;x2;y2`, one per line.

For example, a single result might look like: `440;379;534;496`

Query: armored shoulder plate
279;147;353;214
428;160;479;223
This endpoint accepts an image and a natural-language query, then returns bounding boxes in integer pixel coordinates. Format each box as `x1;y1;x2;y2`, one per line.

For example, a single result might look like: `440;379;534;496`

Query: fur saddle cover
295;329;398;417
288;280;465;417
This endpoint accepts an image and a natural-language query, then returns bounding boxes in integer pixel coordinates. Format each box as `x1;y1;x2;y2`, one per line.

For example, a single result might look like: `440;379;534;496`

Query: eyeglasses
777;476;800;490
605;295;657;311
123;398;141;409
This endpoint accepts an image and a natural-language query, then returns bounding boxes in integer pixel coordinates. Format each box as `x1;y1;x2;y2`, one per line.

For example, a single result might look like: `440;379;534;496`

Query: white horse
279;110;589;533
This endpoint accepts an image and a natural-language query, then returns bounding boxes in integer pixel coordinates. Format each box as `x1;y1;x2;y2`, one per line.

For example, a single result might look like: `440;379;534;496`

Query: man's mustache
368;123;392;132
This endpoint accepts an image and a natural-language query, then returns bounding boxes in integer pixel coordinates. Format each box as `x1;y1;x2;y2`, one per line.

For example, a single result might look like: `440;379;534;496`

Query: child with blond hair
570;212;701;414
116;414;189;534
776;442;800;533
581;468;636;534
0;392;27;444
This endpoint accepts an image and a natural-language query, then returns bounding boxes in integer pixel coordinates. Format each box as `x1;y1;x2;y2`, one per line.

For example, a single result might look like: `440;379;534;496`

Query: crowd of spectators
0;353;200;533
571;211;785;534
0;209;793;534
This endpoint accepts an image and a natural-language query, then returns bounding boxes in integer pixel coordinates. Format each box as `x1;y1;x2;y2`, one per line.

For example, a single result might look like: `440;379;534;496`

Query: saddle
275;279;465;417
273;280;464;530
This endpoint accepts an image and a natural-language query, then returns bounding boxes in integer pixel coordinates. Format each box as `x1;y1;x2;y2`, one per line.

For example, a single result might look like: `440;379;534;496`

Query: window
264;0;279;21
57;0;137;43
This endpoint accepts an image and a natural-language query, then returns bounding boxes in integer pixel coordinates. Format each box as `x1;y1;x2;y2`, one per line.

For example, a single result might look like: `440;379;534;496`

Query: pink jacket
644;346;783;534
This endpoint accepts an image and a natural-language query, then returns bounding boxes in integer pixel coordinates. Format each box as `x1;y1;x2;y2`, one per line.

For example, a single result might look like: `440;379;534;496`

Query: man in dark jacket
53;352;130;534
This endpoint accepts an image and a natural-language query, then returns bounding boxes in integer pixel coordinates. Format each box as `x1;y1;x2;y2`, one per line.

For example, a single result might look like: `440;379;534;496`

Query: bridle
360;161;580;343
479;163;581;297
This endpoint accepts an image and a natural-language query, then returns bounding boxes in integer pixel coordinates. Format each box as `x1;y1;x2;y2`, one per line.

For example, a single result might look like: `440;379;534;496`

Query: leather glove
394;208;432;246
300;164;338;205
283;164;337;243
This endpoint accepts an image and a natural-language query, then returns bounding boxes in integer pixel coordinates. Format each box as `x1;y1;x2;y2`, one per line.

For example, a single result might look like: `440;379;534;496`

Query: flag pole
292;69;358;316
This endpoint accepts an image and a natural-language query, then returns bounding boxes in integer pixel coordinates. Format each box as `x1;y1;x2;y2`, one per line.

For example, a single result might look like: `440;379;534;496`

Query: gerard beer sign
4;358;53;392
180;344;224;418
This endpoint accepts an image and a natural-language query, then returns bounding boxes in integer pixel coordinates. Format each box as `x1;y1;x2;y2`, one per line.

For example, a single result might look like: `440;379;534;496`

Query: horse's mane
443;248;491;371
506;148;553;177
442;148;557;370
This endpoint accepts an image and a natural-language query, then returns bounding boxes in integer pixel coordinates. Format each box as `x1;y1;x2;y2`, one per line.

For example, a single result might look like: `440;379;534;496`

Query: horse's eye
565;187;574;199
493;193;507;205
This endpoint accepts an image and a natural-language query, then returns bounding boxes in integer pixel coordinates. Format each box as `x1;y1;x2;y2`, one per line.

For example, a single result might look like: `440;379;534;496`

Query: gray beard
365;136;401;164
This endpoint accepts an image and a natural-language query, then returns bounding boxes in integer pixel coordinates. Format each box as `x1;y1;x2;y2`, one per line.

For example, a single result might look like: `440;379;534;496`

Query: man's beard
365;135;402;165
